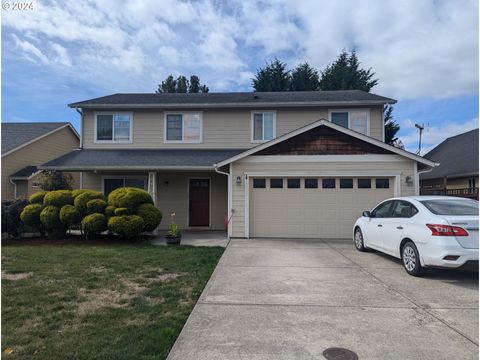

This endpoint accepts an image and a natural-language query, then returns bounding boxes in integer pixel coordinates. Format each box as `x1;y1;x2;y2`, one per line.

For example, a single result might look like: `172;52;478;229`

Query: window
270;179;283;188
469;177;476;188
322;179;336;188
165;113;202;143
253;179;266;188
330;110;368;135
103;177;146;196
371;201;394;218
287;179;300;188
340;179;353;189
96;113;132;142
391;201;418;218
420;199;478;216
252;112;275;142
304;179;318;189
376;178;390;189
358;178;371;189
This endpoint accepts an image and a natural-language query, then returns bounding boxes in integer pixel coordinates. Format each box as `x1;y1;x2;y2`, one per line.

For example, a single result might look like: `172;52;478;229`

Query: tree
319;50;378;92
36;170;73;191
175;75;188;93
157;75;176;93
384;105;400;145
252;59;290;92
289;63;320;91
157;74;209;93
188;75;209;93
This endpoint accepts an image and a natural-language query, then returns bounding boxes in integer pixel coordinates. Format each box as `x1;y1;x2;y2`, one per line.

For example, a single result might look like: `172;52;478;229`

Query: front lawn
1;243;224;359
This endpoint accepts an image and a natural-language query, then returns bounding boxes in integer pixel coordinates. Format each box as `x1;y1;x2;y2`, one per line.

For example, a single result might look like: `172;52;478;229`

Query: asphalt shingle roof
10;166;38;179
41;149;245;169
1;122;70;154
420;129;479;180
69;90;396;108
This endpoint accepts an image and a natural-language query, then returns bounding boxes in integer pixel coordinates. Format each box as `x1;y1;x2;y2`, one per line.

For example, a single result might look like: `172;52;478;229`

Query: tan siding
82;106;385;149
1;127;80;200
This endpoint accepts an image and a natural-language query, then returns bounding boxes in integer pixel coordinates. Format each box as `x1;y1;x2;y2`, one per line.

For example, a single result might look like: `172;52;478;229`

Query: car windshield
420;199;479;216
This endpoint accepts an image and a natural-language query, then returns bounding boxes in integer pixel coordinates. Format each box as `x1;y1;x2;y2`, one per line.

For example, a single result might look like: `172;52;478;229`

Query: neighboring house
41;91;436;238
1;122;80;200
420;129;478;200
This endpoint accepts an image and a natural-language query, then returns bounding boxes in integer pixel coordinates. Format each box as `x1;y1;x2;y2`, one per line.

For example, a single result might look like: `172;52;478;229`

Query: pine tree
175;76;188;93
157;75;176;93
289;63;320;91
252;59;290;92
384;105;400;145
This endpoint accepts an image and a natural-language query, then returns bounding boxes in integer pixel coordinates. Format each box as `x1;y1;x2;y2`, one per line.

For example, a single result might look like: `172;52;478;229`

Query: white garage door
250;177;395;239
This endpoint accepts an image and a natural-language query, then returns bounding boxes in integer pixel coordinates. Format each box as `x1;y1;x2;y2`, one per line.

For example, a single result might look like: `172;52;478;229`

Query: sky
1;0;478;154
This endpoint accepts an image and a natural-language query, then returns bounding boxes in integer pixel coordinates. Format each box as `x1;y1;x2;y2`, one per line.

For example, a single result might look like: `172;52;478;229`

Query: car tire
354;228;368;252
402;241;426;277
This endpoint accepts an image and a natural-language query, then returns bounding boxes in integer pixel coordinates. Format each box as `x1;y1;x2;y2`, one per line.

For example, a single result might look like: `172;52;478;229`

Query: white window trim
94;112;133;144
251;110;276;143
328;109;370;136
101;175;148;195
164;111;203;144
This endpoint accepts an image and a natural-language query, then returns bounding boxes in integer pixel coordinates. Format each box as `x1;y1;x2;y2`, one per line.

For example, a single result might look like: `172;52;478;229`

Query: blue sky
2;0;478;154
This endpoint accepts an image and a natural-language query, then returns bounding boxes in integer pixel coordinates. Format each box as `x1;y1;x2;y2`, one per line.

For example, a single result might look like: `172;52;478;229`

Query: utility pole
415;123;424;155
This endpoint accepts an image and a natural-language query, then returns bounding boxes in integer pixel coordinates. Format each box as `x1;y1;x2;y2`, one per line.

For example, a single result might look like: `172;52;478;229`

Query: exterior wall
1;127;80;200
447;176;478;190
82;106;384;149
230;156;416;238
81;170;228;230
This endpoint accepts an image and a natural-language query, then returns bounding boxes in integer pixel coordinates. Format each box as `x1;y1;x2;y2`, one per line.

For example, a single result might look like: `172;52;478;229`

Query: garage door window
304;179;318;189
287;179;300;188
358;178;371;189
322;179;336;188
270;179;283;188
340;179;353;188
253;179;266;188
376;178;390;188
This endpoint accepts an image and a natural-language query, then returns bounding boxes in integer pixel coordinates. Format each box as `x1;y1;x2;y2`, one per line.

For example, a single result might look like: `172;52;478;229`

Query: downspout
417;162;439;195
214;164;232;239
9;178;17;199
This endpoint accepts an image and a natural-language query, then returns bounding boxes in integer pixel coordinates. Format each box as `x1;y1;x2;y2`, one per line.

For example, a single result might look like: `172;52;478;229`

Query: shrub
20;203;44;229
40;205;66;239
108;187;153;211
29;191;48;204
74;190;104;216
108;215;144;238
2;199;28;237
82;213;107;237
35;170;73;191
43;190;73;207
72;189;90;199
137;203;162;232
59;205;81;228
114;207;129;216
86;199;107;214
105;205;116;217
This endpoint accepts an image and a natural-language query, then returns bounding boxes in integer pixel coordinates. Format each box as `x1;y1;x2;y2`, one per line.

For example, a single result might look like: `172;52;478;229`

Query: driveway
168;239;479;359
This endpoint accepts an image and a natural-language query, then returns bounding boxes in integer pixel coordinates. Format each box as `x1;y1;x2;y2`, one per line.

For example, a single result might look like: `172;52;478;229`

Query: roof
420;129;479;180
69;90;396;109
40;149;245;170
215;119;438;168
1;122;79;155
10;165;38;179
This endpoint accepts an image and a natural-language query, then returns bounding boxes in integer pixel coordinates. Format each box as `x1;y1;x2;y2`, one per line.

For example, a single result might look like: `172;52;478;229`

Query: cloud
12;34;49;64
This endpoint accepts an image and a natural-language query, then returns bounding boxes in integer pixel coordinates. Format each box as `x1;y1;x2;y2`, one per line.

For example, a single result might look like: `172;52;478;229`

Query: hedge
29;191;48;204
43;190;73;207
82;213;107;236
108;215;144;238
74;190;105;216
59;205;82;228
108;187;153;210
114;207;129;216
20;203;44;229
86;199;107;214
137;203;162;232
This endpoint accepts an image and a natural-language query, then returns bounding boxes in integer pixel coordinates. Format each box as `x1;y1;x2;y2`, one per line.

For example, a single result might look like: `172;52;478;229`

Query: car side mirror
362;211;371;218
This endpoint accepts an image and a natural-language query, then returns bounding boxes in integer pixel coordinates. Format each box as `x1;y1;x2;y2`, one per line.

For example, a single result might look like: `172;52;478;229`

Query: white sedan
353;196;479;276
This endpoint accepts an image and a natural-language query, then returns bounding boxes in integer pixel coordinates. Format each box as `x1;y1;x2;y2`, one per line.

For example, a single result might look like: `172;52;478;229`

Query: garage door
250;177;395;239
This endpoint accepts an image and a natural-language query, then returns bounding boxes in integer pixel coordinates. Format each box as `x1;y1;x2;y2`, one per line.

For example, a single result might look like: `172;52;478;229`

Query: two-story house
41;91;437;239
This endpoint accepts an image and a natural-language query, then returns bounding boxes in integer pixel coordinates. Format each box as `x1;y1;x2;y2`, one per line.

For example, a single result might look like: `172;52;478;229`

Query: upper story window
329;109;369;135
251;111;275;143
96;113;132;143
164;112;202;143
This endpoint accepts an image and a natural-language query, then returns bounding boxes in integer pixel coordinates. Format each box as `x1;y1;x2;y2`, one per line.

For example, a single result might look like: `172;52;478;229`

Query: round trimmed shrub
82;213;107;236
59;205;81;227
20;203;44;228
114;207;129;216
74;190;104;216
108;215;144;238
72;189;90;199
40;205;62;229
105;205;116;217
43;190;73;207
86;199;107;214
137;203;162;232
108;187;153;211
29;191;48;204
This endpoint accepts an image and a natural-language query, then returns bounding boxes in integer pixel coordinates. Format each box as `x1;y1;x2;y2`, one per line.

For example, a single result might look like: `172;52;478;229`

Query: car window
391;201;418;218
420;199;478;215
371;201;394;218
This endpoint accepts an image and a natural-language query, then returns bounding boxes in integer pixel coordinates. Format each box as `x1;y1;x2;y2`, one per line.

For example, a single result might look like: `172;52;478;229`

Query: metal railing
420;187;479;199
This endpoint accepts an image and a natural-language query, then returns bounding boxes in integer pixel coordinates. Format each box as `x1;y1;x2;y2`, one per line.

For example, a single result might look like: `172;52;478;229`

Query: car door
364;200;395;250
382;200;419;257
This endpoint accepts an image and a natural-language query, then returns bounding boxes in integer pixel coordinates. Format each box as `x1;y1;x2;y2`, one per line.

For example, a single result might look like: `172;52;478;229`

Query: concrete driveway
168;239;479;360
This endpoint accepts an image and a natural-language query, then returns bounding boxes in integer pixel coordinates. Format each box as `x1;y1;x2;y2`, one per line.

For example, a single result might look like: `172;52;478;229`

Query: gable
256;125;392;156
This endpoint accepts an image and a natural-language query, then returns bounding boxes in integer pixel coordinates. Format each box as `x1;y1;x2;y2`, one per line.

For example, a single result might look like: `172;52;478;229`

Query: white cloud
50;42;72;66
12;34;50;64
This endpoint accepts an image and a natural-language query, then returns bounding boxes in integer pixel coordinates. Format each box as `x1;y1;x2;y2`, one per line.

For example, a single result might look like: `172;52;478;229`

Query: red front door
189;179;210;226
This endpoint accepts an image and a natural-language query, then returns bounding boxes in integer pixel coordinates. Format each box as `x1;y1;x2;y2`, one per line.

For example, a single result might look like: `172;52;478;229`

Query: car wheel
354;228;367;252
402;241;426;276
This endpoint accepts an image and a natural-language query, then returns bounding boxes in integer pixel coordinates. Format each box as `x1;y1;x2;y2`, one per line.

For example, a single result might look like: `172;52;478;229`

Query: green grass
1;243;224;359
